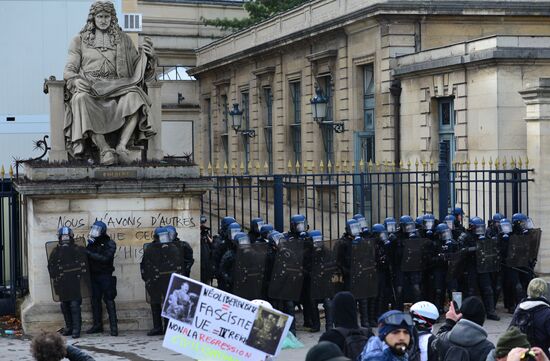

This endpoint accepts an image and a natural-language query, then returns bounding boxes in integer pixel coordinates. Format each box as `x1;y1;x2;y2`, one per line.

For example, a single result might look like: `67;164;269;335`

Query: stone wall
18;173;209;334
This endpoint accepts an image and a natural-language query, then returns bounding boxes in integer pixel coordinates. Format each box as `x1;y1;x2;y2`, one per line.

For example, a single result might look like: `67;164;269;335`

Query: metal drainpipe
389;80;402;165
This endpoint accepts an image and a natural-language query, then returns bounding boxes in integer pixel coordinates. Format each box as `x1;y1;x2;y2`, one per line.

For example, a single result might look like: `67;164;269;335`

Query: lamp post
310;85;345;133
229;103;255;138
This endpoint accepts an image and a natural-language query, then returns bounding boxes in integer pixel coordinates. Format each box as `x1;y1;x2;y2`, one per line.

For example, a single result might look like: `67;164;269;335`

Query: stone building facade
189;0;550;273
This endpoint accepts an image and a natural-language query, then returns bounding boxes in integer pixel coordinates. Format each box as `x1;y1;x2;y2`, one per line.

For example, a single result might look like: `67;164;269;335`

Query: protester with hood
485;327;530;361
319;291;373;353
359;310;414;361
510;278;550;358
306;341;351;361
431;297;494;361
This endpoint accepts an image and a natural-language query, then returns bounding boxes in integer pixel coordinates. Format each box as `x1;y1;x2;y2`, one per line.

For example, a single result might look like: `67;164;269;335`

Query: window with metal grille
319;76;334;167
362;64;375;163
220;94;229;166
206;98;212;165
290;81;302;170
264;87;273;174
122;13;142;32
241;91;250;173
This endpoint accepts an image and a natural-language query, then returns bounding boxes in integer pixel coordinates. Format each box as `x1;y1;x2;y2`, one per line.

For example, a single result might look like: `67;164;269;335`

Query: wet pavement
0;308;513;361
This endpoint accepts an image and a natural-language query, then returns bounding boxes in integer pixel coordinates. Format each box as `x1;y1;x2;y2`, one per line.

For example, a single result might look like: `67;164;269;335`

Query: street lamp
310;86;328;123
229;103;255;138
310;85;345;133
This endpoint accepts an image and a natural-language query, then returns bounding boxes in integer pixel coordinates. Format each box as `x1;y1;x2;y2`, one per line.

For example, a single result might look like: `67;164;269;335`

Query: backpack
334;327;372;361
510;306;542;341
443;345;470;361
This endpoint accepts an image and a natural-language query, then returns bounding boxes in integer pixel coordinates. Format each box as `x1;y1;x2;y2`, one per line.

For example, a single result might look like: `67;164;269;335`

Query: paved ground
1;307;512;361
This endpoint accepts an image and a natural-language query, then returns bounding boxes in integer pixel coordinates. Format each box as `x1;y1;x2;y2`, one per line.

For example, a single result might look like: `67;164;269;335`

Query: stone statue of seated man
63;1;157;165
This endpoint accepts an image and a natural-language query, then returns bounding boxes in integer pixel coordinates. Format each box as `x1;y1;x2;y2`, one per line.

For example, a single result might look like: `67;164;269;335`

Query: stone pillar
46;80;68;163
146;81;164;161
15;164;211;334
519;78;550;275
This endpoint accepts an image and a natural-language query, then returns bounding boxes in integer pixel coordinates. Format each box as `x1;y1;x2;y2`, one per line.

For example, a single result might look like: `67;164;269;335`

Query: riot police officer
85;221;118;336
372;223;394;317
47;227;87;339
248;217;265;243
393;215;425;309
431;223;455;313
166;225;194;277
486;213;504;239
308;230;335;332
199;215;213;284
453;207;466;233
211;216;237;285
460;217;500;320
336;218;370;327
141;227;183;336
218;222;242;292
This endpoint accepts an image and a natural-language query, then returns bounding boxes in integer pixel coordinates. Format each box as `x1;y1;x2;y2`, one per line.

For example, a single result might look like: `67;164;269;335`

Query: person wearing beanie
306;341;351;361
485;327;530;361
510;278;550;358
359;310;414;361
431;297;494;361
319;292;374;353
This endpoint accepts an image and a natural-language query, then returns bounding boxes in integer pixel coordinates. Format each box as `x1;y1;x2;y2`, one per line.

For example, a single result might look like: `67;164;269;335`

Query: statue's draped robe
63;31;156;156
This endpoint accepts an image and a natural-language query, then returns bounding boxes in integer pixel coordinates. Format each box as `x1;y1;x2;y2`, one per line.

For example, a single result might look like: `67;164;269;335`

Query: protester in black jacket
319;291;373;352
431;297;494;361
510;278;550;358
85;221;118;336
31;331;95;361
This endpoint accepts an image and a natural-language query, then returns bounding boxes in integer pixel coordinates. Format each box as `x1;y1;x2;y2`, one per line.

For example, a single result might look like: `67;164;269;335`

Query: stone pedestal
14;163;212;334
520;78;550;275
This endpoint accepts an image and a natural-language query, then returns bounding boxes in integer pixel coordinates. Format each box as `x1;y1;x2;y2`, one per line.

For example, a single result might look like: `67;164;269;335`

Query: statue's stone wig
80;1;121;47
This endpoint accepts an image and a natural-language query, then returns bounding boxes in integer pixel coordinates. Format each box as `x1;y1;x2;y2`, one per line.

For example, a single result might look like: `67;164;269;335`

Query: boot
147;303;164;336
483;289;500;321
367;298;378;328
86;299;103;334
358;299;369;328
323;298;334;331
105;300;118;336
70;300;82;339
60;302;73;336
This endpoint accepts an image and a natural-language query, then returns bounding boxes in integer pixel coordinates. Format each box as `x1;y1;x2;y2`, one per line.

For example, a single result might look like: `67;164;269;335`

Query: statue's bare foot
115;145;131;163
100;149;117;166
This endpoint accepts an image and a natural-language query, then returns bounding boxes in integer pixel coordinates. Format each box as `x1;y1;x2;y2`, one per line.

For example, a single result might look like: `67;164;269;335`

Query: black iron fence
0;172;26;315
200;147;533;241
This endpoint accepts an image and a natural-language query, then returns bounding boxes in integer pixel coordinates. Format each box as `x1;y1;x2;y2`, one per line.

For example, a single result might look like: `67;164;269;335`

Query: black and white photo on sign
245;306;288;356
162;274;202;324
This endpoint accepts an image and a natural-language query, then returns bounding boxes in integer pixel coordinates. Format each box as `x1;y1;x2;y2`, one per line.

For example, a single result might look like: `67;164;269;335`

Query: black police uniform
86;234;118;336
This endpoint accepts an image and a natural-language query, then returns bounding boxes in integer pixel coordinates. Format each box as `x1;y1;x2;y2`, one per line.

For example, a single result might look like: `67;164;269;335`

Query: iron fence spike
9;165;13;178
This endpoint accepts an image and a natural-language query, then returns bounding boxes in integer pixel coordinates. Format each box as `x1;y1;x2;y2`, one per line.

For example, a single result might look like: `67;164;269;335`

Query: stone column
46;80;68;163
146;81;164;161
519;78;550;275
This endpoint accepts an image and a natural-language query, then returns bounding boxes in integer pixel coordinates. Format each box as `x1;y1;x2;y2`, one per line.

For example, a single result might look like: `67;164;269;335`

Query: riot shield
350;238;378;299
476;238;500;273
233;242;268;300
528;229;542;262
506;234;530;268
446;251;467;282
310;241;340;300
268;238;304;301
46;239;91;302
401;238;431;272
141;242;184;304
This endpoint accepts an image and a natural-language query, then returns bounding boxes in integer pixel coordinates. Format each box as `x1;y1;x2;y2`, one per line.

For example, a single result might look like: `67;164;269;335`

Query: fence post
512;168;520;214
273;175;284;232
438;141;450;221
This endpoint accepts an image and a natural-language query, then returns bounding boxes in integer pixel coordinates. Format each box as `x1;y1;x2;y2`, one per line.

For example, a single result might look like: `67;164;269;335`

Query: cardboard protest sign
162;274;293;361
